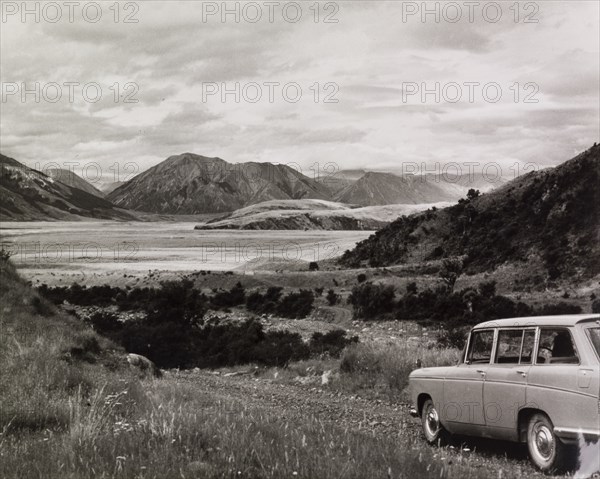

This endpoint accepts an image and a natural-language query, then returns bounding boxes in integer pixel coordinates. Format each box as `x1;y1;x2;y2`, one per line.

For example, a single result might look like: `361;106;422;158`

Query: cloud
0;1;598;180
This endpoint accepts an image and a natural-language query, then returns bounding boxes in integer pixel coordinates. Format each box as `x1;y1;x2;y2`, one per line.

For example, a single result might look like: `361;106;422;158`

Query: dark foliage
326;289;339;306
349;283;396;319
276;290;315;319
210;282;246;309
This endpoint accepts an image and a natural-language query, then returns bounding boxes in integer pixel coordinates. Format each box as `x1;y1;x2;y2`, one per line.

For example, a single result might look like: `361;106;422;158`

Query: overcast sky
1;1;598;184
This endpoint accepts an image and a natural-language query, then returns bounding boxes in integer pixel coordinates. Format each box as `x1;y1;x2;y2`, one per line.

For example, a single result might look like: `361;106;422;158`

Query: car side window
537;328;579;365
495;329;523;364
467;330;494;364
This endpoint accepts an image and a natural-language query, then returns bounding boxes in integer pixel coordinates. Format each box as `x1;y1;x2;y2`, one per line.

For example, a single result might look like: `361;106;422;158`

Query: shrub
309;262;319;271
326;289;339;306
357;273;367;283
276;290;315;319
348;283;395;319
211;282;246;309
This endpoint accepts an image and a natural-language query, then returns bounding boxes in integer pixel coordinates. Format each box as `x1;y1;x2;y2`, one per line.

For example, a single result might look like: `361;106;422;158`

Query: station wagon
409;314;600;472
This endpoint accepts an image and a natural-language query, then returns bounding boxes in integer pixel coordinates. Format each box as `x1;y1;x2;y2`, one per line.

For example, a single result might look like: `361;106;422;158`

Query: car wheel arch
518;407;550;442
417;393;432;416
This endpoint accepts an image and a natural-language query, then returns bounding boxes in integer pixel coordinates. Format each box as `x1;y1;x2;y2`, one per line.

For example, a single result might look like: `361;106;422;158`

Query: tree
467;189;481;201
439;259;462;293
478;280;497;299
326;289;339;306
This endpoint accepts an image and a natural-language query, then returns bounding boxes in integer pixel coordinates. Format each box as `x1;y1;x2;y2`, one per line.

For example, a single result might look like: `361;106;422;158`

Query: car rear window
587;328;600;358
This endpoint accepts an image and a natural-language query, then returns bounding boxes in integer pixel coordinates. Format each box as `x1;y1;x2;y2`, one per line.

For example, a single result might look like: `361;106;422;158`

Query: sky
1;0;598;185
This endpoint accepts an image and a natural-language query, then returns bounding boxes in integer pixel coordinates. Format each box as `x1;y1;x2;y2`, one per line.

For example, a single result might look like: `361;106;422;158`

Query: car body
409;314;600;472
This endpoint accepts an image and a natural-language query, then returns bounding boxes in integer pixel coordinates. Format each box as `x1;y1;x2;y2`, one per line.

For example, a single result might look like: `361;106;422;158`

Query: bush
349;283;395;319
211;282;246;309
276;290;315;319
326;289;339;306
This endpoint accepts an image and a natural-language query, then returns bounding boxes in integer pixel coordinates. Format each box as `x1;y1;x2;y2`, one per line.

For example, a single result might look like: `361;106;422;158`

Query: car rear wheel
421;399;449;446
526;413;569;473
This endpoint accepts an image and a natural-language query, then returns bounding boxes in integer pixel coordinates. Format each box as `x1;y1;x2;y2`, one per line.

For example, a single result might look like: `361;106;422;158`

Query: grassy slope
0;259;487;479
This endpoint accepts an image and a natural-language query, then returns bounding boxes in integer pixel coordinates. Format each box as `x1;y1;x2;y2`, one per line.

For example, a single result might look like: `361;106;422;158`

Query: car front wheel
526;413;569;473
421;398;449;446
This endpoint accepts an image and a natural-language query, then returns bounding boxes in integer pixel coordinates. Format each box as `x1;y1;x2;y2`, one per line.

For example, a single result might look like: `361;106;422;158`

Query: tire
421;398;449;446
526;413;570;473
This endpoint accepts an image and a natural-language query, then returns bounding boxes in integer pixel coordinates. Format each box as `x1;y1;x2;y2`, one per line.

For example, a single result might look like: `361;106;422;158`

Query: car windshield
587;328;600;358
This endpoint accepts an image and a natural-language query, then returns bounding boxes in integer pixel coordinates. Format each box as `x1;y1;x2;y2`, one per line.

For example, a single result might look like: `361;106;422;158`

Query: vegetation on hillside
348;278;582;348
37;280;351;369
340;144;600;283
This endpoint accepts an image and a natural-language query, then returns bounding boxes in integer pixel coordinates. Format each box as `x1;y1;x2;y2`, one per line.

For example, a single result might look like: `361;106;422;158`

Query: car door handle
476;369;486;376
516;370;527;377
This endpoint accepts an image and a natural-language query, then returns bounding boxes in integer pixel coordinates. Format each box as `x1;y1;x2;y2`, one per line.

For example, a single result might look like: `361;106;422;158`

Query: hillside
334;171;459;205
0;154;134;221
47;168;106;198
195;199;452;230
340;144;600;282
107;153;332;214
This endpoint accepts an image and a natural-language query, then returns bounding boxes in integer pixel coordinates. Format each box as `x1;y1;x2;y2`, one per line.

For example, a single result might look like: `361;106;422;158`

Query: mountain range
0;154;133;221
339;144;600;282
106;153;496;214
107;153;332;214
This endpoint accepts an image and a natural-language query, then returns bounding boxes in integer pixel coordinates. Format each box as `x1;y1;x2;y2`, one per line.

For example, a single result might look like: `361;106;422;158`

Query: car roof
473;314;600;329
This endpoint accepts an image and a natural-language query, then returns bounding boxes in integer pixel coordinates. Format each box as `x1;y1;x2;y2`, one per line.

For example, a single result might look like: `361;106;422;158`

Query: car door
483;328;536;439
443;328;494;429
527;327;597;438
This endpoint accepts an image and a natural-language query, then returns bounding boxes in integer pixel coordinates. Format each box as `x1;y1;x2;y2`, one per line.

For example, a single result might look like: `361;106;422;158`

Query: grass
0;256;549;478
337;341;461;401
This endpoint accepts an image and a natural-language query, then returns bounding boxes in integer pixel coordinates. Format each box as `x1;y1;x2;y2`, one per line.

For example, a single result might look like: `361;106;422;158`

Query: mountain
99;181;125;195
321;169;366;196
334;171;458;205
46;168;106;198
0;154;133;221
195;199;452;230
339;144;600;282
107;153;332;214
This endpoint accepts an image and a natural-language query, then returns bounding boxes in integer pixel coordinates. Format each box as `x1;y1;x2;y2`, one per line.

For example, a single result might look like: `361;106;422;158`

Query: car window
467;330;494;364
537;328;579;365
520;330;536;364
587;328;600;358
495;330;523;364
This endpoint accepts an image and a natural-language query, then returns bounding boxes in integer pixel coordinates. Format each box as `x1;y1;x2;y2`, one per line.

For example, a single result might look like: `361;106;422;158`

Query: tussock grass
338;341;461;401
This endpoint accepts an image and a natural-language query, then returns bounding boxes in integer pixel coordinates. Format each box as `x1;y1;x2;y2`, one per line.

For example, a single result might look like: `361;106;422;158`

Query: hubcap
425;406;440;436
533;424;554;459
